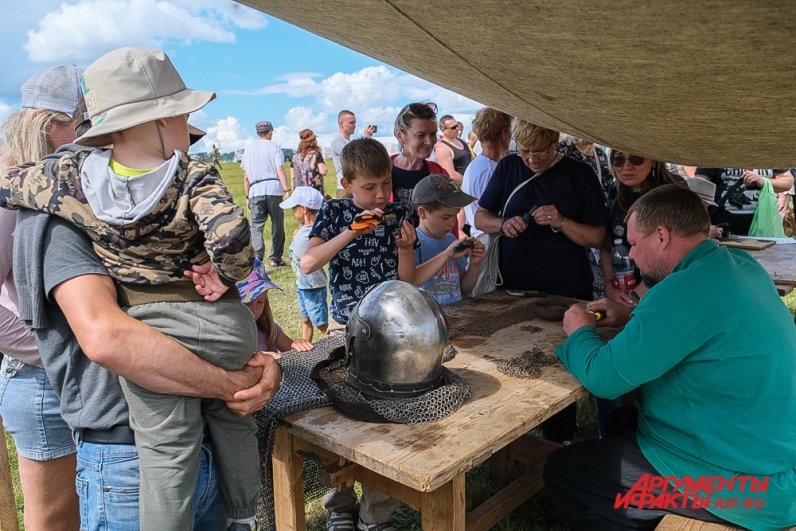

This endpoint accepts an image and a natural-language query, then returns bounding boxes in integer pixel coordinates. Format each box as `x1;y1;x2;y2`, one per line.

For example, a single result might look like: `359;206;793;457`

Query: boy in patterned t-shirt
300;137;415;530
302;137;417;325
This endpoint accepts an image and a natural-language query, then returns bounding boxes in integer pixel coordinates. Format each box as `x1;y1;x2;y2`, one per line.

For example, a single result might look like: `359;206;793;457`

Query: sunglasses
399;101;438;117
611;154;646;167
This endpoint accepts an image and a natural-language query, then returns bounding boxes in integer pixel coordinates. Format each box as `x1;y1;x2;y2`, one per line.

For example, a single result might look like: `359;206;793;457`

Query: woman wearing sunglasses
601;151;681;305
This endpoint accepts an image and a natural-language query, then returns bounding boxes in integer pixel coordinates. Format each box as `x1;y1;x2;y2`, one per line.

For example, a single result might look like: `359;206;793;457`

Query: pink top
0;208;40;365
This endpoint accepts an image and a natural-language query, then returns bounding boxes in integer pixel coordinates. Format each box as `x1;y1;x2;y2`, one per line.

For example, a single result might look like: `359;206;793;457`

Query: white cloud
272;106;330;148
195;115;255;153
225;65;485;142
24;0;266;63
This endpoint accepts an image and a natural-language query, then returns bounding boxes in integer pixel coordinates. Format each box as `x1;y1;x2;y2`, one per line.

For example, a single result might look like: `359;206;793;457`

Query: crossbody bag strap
498;153;563;217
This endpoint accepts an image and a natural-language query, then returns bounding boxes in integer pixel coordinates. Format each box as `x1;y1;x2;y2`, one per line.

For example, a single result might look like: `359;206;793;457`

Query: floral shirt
291;150;325;194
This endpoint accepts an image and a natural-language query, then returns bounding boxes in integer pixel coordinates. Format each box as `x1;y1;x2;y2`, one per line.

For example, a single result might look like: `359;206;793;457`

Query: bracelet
551;218;566;233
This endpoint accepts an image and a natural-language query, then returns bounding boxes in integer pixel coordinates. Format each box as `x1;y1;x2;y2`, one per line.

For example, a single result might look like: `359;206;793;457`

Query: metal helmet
345;280;449;399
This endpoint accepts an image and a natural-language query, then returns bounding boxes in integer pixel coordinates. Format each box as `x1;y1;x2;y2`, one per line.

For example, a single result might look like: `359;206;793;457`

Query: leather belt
78;424;212;445
78;425;135;445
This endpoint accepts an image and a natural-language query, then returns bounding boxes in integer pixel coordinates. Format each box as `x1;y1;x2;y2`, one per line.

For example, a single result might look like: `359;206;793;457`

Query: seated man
545;184;796;530
14;210;281;530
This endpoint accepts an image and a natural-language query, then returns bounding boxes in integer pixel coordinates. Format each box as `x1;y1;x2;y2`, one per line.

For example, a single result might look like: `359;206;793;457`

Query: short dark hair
338;110;354;121
340;137;391;181
626;183;710;238
439;114;455;129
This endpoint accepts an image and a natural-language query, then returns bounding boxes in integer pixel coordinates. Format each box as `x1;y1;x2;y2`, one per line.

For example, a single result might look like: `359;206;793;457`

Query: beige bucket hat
76;47;215;147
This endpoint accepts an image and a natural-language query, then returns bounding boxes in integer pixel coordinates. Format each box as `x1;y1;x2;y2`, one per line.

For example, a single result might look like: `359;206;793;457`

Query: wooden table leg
271;428;305;531
421;473;465;531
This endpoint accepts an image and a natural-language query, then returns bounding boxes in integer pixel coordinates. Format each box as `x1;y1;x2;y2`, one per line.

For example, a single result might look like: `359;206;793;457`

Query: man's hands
226;352;283;416
184;262;229;302
563;297;633;336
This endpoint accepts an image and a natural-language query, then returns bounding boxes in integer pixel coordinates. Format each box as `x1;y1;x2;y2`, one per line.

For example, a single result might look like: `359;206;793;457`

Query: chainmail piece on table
496;344;559;379
253;334;342;529
451;300;537;337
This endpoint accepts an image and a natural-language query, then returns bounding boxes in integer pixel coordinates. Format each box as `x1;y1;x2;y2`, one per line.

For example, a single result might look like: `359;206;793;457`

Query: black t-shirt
696;167;788;235
478;155;607;299
391;164;430;224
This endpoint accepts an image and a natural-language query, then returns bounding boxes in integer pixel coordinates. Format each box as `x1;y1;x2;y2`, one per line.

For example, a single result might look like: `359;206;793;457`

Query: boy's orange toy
349;212;396;231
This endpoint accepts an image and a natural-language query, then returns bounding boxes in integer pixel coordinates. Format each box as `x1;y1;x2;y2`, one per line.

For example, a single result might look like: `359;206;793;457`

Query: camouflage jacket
0;149;253;285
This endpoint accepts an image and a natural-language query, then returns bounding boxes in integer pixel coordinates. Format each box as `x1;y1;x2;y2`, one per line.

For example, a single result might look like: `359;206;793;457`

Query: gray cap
256;120;273;134
21;65;83;115
411;173;476;207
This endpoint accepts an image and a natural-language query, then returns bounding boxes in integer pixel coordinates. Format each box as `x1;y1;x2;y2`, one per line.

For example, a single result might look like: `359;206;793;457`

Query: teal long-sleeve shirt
557;240;796;530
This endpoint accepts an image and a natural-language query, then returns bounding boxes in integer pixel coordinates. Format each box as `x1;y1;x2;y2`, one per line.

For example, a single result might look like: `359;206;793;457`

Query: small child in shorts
412;173;486;305
281;186;329;341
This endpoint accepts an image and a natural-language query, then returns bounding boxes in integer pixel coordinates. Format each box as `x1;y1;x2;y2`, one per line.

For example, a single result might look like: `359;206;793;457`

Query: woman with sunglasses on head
391;102;449;221
601;151;682;305
0;65;85;531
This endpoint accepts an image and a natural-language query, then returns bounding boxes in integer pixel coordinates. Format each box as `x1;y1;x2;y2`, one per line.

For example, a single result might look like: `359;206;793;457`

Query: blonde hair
512;119;558;149
254;293;279;347
0;108;72;167
472;107;512;144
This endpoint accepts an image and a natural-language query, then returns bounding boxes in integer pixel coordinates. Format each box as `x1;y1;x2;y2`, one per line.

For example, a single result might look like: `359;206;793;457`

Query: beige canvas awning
240;0;796;167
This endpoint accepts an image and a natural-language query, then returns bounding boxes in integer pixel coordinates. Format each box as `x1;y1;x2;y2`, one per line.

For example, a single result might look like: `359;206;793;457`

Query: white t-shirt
241;139;285;197
330;135;349;190
461;154;498;236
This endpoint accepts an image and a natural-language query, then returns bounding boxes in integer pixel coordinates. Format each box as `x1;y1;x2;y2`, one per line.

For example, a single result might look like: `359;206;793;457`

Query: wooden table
743;241;796;295
272;292;616;530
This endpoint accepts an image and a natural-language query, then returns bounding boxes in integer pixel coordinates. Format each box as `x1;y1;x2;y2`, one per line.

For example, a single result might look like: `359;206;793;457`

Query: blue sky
1;0;482;152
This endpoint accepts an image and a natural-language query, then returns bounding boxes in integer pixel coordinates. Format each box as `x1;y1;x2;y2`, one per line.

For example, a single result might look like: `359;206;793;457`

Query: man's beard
640;263;667;288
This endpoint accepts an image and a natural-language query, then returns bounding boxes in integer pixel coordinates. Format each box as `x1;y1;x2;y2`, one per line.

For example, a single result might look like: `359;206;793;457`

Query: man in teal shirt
545;184;796;530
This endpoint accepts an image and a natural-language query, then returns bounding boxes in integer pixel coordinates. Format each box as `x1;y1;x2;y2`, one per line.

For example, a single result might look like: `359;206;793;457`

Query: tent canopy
240;1;796;167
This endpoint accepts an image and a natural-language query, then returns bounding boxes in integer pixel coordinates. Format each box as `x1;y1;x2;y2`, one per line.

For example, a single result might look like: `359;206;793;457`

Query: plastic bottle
611;239;637;291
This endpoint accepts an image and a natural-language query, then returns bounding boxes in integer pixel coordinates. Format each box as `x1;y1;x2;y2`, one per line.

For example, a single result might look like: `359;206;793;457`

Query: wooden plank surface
271;429;306;531
746;241;796;283
655;514;741;530
280;292;615;493
718;239;775;250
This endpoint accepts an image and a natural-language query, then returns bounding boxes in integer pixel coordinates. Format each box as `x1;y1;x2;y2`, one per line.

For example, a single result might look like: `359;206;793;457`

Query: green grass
220;161;339;341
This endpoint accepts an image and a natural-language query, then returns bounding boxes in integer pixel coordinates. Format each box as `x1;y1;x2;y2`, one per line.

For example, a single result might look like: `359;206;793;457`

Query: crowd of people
0;45;794;531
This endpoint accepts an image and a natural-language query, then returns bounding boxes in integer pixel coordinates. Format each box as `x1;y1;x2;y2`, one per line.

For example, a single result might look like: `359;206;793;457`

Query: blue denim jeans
0;359;75;460
75;436;224;531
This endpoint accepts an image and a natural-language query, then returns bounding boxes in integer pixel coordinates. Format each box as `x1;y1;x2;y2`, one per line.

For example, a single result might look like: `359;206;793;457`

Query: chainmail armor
496;345;559;378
